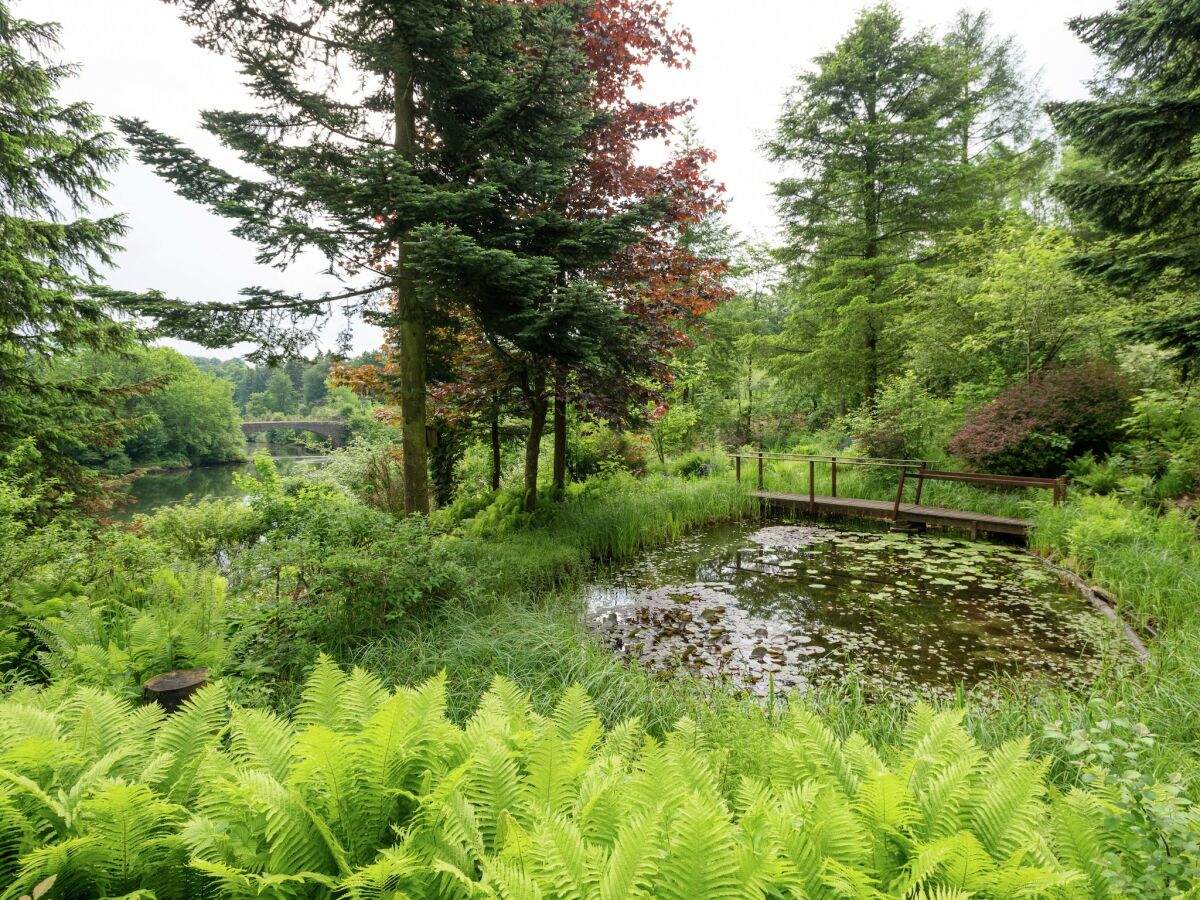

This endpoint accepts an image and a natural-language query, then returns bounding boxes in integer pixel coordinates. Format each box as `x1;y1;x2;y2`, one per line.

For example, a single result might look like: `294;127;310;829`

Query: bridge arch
240;419;346;448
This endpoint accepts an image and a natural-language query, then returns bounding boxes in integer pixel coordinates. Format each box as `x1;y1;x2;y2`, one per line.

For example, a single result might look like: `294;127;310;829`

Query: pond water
586;521;1120;701
116;443;330;519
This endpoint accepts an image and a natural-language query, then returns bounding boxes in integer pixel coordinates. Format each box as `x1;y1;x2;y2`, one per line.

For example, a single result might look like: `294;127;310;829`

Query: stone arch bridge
240;419;346;448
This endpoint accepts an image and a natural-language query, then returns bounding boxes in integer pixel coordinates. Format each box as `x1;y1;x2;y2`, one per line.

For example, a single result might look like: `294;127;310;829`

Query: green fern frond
523;815;588;900
598;811;660;900
773;706;857;798
464;737;528;853
338;846;428;900
149;681;228;804
656;793;741;900
964;738;1048;861
294;654;348;731
482;855;543;900
228;707;296;781
550;685;598;743
338;666;388;732
59;689;136;759
1050;788;1112;899
855;771;918;836
525;724;574;819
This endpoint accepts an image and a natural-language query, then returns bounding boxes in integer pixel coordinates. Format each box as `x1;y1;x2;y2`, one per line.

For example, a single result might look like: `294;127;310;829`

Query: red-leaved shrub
949;361;1132;476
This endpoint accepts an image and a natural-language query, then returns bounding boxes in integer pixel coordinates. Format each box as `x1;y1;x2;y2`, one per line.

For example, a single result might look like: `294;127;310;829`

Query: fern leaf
149;681;228;804
294;654;348;730
656;793;741;900
599;812;660;900
228;707;296;781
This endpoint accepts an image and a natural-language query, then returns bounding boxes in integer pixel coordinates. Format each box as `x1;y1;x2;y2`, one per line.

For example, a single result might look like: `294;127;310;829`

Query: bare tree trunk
394;33;429;515
523;368;548;512
490;396;501;492
552;368;567;496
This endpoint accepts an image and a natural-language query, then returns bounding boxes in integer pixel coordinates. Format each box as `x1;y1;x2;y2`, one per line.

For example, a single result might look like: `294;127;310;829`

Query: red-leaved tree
339;0;730;506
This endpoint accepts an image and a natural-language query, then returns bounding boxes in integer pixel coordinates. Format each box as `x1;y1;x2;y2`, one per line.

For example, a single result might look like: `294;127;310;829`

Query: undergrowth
3;658;1197;898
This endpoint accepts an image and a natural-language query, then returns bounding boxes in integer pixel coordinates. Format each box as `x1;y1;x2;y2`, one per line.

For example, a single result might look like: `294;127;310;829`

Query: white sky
21;0;1110;359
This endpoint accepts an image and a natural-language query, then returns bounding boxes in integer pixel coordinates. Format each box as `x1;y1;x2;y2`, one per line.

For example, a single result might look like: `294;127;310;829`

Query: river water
116;443;330;519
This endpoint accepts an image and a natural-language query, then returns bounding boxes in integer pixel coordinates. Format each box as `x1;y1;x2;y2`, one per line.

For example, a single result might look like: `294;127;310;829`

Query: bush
845;372;955;461
672;450;721;479
567;423;648;480
4;661;1197;898
950;361;1131;475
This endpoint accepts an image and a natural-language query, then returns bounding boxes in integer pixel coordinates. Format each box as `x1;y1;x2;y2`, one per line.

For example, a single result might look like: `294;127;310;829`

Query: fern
0;661;1185;899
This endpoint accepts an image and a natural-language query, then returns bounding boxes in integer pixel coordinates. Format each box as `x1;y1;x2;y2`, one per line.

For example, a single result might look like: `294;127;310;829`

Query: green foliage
3;666;1195;898
566;423;649;481
226;457;473;685
844;372;955;461
0;2;144;506
1046;699;1200;896
59;347;245;471
1048;0;1200;297
32;569;227;698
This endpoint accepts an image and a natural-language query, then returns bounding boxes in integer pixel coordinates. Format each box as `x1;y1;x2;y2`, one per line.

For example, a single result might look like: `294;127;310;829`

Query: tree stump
143;668;209;713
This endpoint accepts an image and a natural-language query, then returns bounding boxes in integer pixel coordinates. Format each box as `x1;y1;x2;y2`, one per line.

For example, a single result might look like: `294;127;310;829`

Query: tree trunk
864;326;879;404
490;398;501;492
523;369;548;512
394;31;429;515
552;369;567;496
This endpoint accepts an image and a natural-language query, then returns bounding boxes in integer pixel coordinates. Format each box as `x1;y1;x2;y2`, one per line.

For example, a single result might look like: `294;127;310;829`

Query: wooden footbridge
734;452;1067;538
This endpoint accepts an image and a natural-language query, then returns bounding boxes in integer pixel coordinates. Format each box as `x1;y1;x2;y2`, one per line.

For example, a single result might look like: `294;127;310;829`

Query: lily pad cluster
587;522;1123;701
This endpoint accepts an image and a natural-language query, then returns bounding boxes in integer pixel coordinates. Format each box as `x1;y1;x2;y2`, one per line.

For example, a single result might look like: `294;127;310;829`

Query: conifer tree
0;2;150;506
943;10;1051;217
767;3;964;405
114;0;603;515
1048;0;1200;371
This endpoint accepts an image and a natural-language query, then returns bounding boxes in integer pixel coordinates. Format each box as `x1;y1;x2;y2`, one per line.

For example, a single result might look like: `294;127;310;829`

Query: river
116;443;330;519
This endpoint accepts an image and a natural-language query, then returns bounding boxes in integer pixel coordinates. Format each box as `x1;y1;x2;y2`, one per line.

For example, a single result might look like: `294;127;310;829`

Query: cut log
143;668;209;713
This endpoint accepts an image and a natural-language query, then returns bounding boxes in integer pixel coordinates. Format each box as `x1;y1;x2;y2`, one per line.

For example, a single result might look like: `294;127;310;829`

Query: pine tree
113;0;603;515
1047;0;1200;371
767;4;969;405
0;1;150;508
943;10;1052;218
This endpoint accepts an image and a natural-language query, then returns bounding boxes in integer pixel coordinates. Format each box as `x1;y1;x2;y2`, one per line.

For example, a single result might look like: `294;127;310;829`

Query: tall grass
455;471;754;595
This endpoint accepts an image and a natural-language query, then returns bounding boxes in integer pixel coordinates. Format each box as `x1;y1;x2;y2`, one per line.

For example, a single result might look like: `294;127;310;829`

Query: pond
586;521;1122;701
116;443;330;519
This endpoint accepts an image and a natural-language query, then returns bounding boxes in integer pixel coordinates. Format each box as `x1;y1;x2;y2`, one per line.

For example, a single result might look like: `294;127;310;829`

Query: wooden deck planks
750;491;1030;536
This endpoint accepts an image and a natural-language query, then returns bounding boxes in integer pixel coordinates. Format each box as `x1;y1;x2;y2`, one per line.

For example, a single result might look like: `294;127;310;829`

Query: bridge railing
731;451;1067;518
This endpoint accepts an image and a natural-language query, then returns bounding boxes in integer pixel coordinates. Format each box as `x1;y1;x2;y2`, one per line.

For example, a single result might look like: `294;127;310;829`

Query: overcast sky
21;0;1111;359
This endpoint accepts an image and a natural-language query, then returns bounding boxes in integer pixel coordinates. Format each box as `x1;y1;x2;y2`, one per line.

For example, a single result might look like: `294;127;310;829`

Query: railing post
831;457;837;498
1055;476;1067;505
891;467;907;521
735;455;741;483
757;451;764;491
914;463;926;506
809;460;815;513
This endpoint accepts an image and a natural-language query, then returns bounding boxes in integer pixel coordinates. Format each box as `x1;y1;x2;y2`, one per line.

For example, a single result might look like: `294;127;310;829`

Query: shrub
567;423;648;480
845;372;955;461
950;361;1131;475
672;450;720;479
4;661;1196;898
